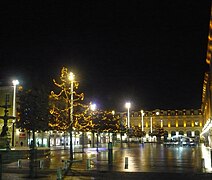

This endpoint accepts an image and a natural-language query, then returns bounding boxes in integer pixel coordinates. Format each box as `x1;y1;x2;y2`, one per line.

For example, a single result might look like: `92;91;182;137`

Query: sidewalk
2;168;212;179
2;169;212;180
2;144;212;179
65;171;212;180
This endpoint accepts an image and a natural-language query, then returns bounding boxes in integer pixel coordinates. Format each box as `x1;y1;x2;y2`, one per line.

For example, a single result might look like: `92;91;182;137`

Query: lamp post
141;110;144;132
12;79;19;147
12;80;19;117
12;120;15;147
160;120;163;128
125;102;131;128
125;102;131;144
90;103;96;149
69;72;74;161
150;117;153;133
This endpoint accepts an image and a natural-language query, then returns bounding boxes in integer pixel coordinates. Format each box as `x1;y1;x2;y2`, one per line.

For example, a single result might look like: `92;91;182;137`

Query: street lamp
69;72;75;161
12;79;19;147
90;103;97;149
125;102;131;128
160;120;163;128
125;102;131;144
141;110;144;132
90;103;96;111
12;80;19;117
150;117;153;133
11;120;15;147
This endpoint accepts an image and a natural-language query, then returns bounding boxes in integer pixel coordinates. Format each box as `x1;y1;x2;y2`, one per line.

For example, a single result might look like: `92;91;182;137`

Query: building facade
200;3;212;148
122;109;203;142
0;85;204;146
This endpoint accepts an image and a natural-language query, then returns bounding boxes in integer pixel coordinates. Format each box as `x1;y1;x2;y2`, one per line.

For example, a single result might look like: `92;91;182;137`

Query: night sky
0;1;211;111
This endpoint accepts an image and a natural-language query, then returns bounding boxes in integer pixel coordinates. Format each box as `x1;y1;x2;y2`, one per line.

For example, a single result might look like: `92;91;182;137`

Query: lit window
195;122;199;126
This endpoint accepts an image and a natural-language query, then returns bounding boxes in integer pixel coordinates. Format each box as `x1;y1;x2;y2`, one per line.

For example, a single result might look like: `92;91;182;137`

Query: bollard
39;160;44;169
86;159;91;170
64;160;68;170
56;168;63;180
108;142;113;166
201;158;205;172
0;154;2;180
18;159;22;168
211;150;212;168
125;157;128;169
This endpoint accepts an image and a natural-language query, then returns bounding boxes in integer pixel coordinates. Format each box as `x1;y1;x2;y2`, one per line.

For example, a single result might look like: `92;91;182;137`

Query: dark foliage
17;85;50;131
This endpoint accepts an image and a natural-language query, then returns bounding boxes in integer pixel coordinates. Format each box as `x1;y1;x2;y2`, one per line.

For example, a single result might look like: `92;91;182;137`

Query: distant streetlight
125;102;131;128
68;72;75;161
12;80;19;117
150;117;153;133
12;79;19;147
90;103;96;111
141;110;144;131
160;120;163;128
90;103;97;149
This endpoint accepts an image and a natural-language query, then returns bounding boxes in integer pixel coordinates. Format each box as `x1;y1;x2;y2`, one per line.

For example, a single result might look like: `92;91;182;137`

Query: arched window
187;131;192;137
179;131;184;135
171;131;176;137
164;131;168;141
164;131;168;137
195;130;200;136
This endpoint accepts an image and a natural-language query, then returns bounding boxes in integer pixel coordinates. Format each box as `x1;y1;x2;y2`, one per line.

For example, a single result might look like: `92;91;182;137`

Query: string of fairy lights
49;67;122;134
49;67;160;138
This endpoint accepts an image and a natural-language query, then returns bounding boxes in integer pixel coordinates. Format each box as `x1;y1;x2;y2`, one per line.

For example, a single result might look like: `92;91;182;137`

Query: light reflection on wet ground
67;143;202;173
5;143;204;173
89;143;201;173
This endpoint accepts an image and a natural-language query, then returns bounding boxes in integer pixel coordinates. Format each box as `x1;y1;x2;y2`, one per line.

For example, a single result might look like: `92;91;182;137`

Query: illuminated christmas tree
49;67;89;160
49;67;88;129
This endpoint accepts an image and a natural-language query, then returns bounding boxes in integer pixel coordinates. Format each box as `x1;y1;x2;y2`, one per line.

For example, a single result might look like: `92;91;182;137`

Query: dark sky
0;1;211;111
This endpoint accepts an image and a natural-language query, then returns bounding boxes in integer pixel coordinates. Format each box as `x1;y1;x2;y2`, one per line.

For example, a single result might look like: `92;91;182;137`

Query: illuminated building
122;109;202;142
200;3;212;148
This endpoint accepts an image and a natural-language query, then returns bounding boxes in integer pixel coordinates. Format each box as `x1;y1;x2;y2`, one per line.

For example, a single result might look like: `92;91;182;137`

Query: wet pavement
58;143;203;173
1;143;212;179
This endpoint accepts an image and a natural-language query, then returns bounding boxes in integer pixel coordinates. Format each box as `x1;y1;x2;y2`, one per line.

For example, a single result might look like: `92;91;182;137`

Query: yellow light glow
184;122;186;127
50;67;89;132
191;122;194;127
176;121;178;127
168;122;171;127
206;58;210;64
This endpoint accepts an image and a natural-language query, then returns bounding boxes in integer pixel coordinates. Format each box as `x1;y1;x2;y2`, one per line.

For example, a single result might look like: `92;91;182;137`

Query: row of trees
15;68;164;177
16;67;124;137
16;67;164;142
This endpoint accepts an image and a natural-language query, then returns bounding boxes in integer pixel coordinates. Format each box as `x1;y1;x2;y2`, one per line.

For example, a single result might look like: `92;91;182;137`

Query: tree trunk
82;132;85;153
96;133;99;152
92;132;95;148
120;132;123;148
